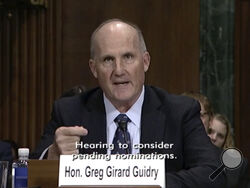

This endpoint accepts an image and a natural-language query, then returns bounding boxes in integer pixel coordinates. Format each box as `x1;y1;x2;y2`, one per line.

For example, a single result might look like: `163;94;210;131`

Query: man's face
208;118;227;148
89;22;150;110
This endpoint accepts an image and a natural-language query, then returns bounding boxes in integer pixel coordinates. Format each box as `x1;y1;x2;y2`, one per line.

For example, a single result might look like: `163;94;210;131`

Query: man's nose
113;60;124;75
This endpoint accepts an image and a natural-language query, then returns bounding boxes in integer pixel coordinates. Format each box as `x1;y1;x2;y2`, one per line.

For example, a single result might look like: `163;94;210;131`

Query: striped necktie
111;114;132;154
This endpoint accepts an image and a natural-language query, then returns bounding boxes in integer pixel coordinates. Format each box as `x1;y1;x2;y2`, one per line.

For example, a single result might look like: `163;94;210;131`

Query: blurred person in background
208;113;234;149
0;140;12;162
208;113;250;188
182;92;214;133
60;85;87;98
0;140;13;188
3;140;18;160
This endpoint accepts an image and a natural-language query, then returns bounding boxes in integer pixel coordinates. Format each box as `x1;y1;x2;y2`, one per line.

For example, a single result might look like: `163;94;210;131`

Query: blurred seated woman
182;92;214;133
208;113;234;149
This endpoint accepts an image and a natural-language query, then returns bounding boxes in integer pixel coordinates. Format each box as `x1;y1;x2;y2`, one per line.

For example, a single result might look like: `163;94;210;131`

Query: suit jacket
0;141;13;188
226;157;250;188
0;141;12;162
31;86;226;187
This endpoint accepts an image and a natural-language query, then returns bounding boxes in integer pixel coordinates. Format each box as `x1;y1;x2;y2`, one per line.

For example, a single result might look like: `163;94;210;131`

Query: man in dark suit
32;19;225;187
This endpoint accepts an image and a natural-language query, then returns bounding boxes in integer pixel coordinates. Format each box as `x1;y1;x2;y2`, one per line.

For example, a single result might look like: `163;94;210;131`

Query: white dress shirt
104;86;144;154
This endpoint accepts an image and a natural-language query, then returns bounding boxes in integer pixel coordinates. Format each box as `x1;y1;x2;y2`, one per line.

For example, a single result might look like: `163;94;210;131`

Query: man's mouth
113;81;129;85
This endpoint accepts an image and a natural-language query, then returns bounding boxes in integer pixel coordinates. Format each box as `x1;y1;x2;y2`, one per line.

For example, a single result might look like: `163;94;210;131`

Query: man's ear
89;59;98;78
143;51;150;72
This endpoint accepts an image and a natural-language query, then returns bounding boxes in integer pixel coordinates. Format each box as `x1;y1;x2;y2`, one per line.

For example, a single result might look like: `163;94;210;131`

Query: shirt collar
103;86;145;128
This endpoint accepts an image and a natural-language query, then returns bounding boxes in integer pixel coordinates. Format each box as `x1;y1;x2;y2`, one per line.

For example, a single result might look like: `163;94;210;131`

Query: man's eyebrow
122;52;134;56
101;54;114;60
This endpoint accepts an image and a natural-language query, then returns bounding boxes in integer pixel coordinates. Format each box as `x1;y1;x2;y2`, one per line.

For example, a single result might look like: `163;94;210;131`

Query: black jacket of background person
0;141;12;162
226;154;250;188
31;86;226;188
0;141;13;188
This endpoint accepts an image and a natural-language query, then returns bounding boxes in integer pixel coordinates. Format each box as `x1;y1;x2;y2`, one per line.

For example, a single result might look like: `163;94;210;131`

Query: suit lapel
80;88;107;154
80;87;168;154
140;86;167;154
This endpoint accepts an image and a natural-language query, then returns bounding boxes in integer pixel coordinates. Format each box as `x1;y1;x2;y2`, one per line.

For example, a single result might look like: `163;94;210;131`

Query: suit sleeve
167;100;226;188
30;101;61;159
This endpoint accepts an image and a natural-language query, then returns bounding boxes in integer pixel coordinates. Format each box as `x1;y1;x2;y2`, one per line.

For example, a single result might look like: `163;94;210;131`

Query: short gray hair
90;18;147;59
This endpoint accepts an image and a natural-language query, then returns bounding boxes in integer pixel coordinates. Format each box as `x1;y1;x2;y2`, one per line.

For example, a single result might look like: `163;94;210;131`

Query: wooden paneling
0;0;62;150
61;0;200;94
235;0;250;163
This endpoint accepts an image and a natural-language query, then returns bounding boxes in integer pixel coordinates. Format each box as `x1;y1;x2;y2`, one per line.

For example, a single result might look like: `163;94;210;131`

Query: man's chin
114;95;132;103
112;94;135;104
